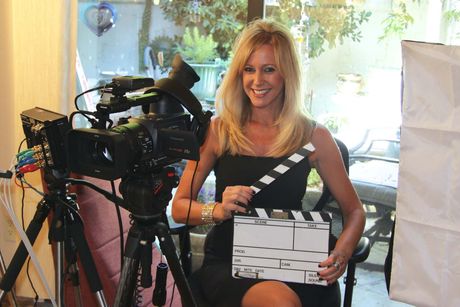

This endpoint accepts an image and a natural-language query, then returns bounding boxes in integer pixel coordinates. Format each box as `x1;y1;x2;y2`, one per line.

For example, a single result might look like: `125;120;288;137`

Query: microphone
152;262;168;306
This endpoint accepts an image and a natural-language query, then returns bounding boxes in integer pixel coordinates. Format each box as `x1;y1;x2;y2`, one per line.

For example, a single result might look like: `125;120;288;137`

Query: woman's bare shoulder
308;123;337;162
311;123;334;146
208;116;220;137
203;115;221;152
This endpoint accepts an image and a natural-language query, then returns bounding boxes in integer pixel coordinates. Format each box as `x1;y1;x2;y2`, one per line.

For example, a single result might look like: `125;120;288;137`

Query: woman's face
242;44;284;111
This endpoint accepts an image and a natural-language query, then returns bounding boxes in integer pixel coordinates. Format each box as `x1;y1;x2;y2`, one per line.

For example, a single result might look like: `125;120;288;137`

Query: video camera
20;55;213;180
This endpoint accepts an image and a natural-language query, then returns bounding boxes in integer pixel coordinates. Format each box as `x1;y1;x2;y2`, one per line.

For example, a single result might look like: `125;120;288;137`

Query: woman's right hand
214;185;255;221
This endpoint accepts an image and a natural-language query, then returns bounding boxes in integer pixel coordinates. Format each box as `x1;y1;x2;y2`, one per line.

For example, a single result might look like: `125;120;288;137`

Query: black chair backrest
313;138;349;211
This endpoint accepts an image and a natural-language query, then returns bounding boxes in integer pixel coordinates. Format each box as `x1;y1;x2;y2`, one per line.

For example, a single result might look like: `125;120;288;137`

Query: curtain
0;0;77;300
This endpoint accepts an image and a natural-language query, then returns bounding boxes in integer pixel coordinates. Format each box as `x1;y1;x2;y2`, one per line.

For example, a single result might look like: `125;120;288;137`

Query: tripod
0;169;107;307
113;167;197;307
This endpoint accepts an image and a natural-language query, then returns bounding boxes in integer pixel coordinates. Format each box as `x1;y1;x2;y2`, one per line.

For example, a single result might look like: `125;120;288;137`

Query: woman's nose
254;71;264;85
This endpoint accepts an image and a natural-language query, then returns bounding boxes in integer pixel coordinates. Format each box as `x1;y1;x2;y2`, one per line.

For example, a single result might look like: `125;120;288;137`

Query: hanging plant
272;0;371;58
378;1;414;41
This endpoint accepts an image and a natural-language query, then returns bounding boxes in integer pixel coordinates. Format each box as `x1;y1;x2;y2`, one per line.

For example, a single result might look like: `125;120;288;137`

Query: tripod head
42;168;69;193
119;166;179;219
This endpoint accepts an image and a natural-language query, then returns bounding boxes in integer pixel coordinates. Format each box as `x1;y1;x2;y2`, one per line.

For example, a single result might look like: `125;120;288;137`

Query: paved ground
339;217;413;307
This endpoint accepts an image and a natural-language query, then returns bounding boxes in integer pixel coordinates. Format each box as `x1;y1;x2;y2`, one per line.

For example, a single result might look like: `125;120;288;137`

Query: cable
18;138;41;303
134;267;143;307
17;138;27;154
111;180;125;271
68;110;98;129
185;161;200;226
168;281;176;307
26;257;39;306
19;180;40;303
65;178;125;207
15;176;44;197
73;83;118;129
0;162;57;307
74;85;106;110
20;180;26;229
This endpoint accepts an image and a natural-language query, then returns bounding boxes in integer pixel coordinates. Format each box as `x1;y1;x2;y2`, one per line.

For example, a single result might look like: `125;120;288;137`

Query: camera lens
91;140;114;166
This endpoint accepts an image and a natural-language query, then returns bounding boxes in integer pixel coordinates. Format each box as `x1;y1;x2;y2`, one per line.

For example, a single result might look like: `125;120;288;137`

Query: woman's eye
244;66;255;72
264;66;276;73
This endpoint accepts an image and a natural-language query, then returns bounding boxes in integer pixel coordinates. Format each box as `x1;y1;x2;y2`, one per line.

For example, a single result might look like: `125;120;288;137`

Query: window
76;0;248;122
264;0;460;149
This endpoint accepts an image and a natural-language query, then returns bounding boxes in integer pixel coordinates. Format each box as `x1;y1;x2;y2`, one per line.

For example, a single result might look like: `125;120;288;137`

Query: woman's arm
171;118;219;225
309;124;366;284
172;117;255;225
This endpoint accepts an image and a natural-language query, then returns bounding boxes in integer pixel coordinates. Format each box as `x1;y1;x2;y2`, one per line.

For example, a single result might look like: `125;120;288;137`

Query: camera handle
113;169;197;307
0;172;108;307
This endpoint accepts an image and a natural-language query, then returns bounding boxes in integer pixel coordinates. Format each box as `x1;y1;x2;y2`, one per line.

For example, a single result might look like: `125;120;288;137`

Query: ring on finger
333;261;340;270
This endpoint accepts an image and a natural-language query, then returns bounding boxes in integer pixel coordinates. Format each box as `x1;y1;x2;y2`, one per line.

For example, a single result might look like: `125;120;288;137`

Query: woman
172;19;365;307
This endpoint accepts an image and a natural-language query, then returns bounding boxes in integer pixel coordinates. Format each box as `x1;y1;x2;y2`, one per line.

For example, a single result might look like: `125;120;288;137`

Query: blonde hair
215;18;313;157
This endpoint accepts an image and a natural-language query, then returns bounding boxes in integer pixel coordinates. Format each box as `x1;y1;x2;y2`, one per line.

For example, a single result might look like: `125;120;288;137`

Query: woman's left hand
317;250;348;285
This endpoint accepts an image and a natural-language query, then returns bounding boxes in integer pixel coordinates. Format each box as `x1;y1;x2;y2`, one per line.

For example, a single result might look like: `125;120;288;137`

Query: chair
312;138;371;307
343;131;400;293
348;134;400;247
174;138;371;307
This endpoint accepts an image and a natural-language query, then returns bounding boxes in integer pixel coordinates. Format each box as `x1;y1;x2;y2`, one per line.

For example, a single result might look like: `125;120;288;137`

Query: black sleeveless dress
197;154;340;307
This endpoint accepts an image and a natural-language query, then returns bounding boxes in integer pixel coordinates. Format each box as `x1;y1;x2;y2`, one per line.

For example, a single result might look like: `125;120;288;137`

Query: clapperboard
232;142;332;286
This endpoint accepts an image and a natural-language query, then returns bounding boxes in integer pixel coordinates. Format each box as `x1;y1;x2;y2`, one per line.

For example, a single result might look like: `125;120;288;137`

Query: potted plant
176;27;222;101
160;0;246;60
176;27;218;64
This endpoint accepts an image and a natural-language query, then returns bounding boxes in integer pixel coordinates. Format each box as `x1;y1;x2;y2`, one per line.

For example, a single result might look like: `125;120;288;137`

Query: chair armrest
349;237;371;264
350;154;399;164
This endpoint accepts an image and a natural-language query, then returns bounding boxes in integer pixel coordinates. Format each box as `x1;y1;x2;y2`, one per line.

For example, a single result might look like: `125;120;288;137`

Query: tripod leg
67;218;107;307
156;222;197;307
0;200;50;303
114;226;143;307
55;242;64;307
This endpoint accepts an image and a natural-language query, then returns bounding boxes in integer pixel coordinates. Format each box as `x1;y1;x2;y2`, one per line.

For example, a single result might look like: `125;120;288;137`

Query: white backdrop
391;40;460;307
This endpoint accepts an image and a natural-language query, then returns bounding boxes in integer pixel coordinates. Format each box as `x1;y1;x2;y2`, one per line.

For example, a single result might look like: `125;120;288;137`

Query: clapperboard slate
232;208;331;285
231;141;331;285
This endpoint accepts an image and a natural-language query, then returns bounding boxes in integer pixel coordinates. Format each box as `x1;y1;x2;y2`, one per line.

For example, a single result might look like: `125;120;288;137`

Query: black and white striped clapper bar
250;142;316;194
